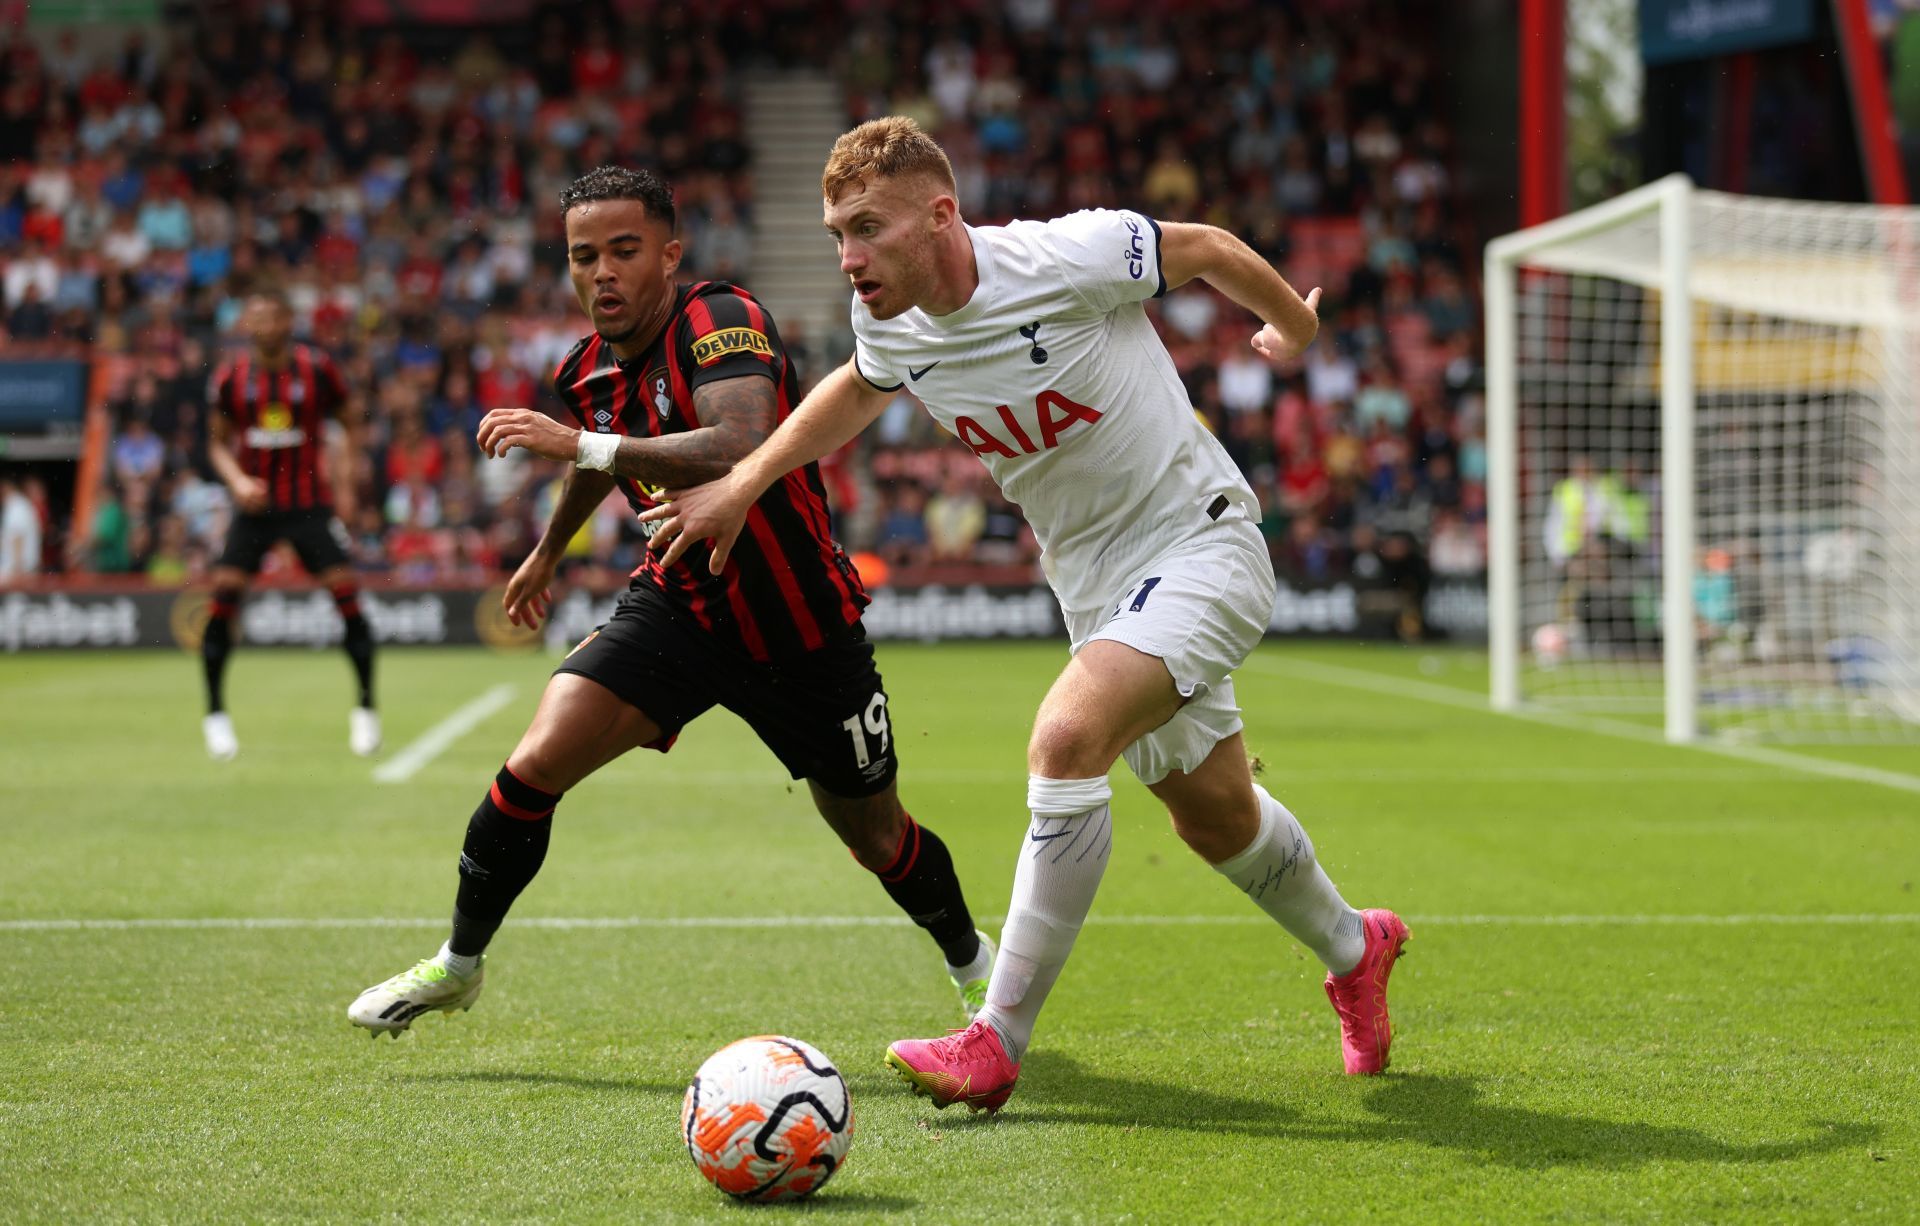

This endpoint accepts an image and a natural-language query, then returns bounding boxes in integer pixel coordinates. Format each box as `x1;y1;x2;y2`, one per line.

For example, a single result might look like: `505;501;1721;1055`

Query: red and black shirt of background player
209;344;350;513
552;281;868;662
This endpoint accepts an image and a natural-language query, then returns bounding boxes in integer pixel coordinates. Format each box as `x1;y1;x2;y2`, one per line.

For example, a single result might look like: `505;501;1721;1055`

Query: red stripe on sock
489;780;552;822
879;817;923;884
501;763;557;799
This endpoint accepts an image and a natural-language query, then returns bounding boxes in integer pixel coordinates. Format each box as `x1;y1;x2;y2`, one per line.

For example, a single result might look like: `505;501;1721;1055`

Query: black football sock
861;816;982;967
201;587;242;714
448;765;561;956
331;582;375;708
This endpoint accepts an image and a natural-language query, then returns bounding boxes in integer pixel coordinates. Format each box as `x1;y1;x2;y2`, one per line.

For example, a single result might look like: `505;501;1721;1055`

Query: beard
594;318;642;345
866;293;908;321
865;246;938;320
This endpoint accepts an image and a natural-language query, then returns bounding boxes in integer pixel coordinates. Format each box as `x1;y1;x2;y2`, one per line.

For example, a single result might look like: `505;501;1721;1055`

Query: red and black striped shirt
553;281;868;661
209;343;349;513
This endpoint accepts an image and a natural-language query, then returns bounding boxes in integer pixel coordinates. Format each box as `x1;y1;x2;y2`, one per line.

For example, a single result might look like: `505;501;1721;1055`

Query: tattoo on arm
606;374;777;487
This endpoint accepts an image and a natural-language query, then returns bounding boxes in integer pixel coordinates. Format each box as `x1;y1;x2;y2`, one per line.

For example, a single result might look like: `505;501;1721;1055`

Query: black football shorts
216;509;352;575
554;578;899;799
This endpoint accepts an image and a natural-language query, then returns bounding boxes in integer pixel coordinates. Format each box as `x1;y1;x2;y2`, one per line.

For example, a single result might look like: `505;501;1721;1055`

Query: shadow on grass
1360;1075;1877;1168
754;1191;921;1214
952;1050;1305;1135
397;1069;686;1095
964;1055;1875;1167
403;1072;920;1211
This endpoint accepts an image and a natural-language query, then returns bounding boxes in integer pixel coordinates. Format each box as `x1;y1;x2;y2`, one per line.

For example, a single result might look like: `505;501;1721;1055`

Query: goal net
1486;175;1920;743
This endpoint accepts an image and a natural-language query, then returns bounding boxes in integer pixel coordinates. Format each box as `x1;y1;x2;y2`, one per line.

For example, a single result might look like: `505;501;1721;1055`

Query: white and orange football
681;1035;854;1203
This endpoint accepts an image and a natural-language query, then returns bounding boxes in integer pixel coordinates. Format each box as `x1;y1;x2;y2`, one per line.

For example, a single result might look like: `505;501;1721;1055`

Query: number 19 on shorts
841;692;892;769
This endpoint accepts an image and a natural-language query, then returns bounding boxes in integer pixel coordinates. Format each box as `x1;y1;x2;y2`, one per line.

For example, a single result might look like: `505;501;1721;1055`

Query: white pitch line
639;765;1781;786
2;913;1917;933
1247;657;1920;798
372;684;518;783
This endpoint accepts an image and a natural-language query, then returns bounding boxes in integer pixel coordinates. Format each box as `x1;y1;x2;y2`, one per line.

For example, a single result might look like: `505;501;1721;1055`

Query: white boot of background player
203;712;239;761
350;707;382;757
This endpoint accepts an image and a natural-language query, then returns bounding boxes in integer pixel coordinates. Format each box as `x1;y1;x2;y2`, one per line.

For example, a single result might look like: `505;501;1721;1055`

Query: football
681;1036;854;1202
1531;621;1570;668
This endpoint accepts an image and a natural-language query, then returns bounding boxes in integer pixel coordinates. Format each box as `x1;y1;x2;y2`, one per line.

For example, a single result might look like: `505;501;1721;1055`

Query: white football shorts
1062;522;1275;785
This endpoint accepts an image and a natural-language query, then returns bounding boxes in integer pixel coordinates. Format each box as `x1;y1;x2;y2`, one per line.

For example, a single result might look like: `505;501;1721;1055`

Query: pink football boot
1323;908;1411;1075
884;1019;1022;1114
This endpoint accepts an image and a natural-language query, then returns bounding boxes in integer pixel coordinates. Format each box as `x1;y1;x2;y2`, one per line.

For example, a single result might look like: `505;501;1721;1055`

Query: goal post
1485;175;1920;744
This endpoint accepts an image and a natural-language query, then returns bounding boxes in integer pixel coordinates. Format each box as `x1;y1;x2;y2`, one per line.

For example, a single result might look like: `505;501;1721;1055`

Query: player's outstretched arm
1158;222;1322;365
640;360;892;573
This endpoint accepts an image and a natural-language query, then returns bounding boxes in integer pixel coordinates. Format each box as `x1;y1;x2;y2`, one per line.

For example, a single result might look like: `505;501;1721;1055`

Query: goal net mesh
1507;190;1920;741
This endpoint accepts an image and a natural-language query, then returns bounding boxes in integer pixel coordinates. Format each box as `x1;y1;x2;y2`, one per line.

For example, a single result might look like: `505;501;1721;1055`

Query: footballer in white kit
649;117;1410;1114
849;206;1273;785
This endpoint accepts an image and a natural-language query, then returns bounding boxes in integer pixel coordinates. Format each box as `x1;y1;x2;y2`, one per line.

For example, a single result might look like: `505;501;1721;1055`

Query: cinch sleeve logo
1124;216;1146;280
691;327;772;366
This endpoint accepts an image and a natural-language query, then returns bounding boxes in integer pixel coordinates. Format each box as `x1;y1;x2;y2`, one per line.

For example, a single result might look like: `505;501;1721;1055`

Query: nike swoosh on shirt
909;362;940;381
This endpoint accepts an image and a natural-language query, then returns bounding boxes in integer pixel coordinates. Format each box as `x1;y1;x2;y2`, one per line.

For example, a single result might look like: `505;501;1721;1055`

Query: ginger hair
821;116;957;203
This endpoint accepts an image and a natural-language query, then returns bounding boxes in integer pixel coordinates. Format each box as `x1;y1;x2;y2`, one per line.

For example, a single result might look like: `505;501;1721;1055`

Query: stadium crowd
0;0;1485;602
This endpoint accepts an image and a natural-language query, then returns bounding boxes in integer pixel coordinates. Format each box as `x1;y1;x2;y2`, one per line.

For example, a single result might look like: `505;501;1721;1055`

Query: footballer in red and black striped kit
348;166;996;1038
548;279;866;662
201;289;380;763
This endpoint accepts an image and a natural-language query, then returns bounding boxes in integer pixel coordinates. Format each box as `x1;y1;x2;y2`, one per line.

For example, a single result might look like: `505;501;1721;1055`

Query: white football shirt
852;209;1258;613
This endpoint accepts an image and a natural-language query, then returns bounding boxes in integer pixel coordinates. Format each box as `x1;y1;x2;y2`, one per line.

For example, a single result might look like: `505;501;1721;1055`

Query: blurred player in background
348;167;994;1036
651;118;1409;1111
202;290;378;761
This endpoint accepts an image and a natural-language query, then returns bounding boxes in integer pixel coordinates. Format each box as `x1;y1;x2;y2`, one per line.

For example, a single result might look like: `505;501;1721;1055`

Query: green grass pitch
2;641;1915;1223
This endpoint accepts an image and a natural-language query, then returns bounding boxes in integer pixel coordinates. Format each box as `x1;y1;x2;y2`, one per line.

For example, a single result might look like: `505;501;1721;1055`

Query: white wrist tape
575;431;619;472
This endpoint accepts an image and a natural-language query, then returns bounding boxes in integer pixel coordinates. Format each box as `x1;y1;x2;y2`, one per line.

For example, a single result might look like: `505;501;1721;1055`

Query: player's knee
502;744;582;796
1027;712;1116;778
330;581;369;631
209;583;244;621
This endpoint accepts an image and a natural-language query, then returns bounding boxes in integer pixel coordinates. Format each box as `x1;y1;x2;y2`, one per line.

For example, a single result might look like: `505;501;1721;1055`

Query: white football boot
348;955;484;1037
203;713;239;761
349;707;382;757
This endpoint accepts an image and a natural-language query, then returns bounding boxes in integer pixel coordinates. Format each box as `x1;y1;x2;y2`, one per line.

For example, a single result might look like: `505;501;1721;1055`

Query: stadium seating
0;2;1483;593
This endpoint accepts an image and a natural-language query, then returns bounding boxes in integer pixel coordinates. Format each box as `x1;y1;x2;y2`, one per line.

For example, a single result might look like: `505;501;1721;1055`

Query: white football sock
946;932;993;982
435;941;482;977
1211;785;1365;975
978;774;1113;1064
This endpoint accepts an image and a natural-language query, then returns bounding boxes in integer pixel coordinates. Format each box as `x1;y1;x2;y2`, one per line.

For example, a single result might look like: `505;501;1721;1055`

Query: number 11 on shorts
841;692;892;769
